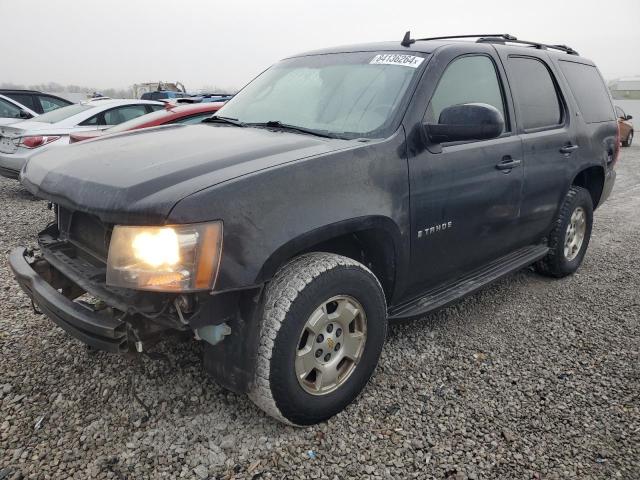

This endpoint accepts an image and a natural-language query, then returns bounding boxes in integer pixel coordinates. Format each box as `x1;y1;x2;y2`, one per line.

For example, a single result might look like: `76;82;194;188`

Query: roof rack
400;31;579;55
476;36;579;55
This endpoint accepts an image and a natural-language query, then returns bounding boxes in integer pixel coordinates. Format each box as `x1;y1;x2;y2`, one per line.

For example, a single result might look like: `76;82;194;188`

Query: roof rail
401;32;516;47
476;37;579;55
400;31;579;55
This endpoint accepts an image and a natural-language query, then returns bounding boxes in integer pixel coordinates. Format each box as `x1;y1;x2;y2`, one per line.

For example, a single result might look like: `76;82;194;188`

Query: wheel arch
256;216;402;301
571;165;605;210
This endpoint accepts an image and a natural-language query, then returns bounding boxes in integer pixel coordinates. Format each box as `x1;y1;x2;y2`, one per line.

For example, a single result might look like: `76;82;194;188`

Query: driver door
407;51;524;295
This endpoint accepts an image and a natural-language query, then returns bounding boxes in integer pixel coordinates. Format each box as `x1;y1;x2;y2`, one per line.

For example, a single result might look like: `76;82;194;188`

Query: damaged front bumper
10;247;132;352
9;224;263;393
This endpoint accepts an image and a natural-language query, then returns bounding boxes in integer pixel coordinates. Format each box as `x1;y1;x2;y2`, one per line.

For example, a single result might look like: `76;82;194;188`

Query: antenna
401;31;415;47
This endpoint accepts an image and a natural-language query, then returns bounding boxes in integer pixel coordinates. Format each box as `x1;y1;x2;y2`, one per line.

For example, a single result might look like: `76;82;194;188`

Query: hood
22;123;353;224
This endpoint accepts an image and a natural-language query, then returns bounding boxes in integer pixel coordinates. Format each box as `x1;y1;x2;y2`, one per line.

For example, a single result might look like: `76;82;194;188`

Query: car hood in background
22;124;353;224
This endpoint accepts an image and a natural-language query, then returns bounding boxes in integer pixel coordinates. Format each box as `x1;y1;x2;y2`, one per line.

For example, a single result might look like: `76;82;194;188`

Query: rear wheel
535;186;593;278
622;130;633;147
249;252;387;425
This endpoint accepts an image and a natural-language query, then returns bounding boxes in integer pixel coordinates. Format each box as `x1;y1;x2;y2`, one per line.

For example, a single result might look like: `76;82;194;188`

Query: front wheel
249;253;387;425
535;186;593;278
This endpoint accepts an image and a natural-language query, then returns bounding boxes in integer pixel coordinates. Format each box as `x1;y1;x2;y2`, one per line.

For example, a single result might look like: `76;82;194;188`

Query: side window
38;95;70;113
0;98;22;119
508;57;562;130
148;104;164;112
104;105;149;125
171;113;212;125
615;106;625;119
558;61;614;124
6;93;37;112
427;55;508;131
80;114;101;126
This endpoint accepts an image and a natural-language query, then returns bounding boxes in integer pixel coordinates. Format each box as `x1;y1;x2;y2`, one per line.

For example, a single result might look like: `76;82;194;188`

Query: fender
256;215;407;300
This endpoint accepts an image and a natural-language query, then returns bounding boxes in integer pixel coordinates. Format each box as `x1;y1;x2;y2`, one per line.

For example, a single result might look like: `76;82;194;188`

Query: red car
69;102;224;143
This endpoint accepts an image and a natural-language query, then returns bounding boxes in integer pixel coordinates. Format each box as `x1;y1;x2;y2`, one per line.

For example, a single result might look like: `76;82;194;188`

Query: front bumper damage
9;246;176;353
9;224;264;393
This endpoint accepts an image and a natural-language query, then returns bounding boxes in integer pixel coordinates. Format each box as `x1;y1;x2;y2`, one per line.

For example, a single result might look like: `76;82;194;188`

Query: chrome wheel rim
564;206;586;261
295;295;367;395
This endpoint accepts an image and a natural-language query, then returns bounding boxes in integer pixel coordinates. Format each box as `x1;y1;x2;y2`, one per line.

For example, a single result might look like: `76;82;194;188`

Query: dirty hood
22;124;352;224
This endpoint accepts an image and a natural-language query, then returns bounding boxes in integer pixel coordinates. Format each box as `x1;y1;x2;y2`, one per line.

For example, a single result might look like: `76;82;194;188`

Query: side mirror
626;114;633;121
18;109;32;119
425;103;504;144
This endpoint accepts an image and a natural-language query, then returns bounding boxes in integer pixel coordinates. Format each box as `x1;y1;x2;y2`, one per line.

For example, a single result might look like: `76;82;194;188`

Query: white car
0;98;163;179
0;94;39;126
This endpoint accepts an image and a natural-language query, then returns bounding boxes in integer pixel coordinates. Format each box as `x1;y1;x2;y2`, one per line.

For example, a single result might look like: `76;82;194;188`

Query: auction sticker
370;54;424;68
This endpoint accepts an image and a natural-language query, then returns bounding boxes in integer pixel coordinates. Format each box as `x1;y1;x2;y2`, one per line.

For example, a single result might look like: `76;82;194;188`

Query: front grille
58;207;112;261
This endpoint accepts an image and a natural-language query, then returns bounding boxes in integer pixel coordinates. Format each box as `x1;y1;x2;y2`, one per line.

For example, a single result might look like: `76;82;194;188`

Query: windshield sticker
369;54;424;68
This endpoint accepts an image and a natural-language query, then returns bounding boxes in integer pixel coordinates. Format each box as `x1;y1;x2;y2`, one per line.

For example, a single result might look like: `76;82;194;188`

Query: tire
535;186;593;278
622;130;633;147
248;252;387;425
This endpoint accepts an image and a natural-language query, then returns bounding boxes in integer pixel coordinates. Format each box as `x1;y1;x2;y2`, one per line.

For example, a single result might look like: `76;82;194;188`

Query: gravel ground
0;147;639;480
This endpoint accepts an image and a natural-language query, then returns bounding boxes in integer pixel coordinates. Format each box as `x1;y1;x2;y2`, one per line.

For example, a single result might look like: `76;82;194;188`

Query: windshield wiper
202;115;246;127
247;120;336;139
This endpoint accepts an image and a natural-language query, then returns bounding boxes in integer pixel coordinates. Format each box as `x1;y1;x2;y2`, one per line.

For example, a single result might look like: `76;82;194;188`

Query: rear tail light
20;135;61;149
613;122;621;166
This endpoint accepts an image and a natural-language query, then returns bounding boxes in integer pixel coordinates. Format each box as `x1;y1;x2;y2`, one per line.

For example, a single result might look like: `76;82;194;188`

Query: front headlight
106;222;223;292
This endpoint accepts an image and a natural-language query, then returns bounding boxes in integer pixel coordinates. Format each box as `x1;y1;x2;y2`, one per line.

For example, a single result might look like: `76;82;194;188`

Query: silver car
0;98;163;179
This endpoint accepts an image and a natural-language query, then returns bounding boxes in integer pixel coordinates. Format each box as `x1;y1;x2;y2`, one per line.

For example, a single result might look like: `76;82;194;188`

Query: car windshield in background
217;51;427;139
35;104;93;124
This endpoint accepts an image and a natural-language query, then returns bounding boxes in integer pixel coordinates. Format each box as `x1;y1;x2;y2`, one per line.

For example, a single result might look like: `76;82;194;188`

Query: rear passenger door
498;51;576;243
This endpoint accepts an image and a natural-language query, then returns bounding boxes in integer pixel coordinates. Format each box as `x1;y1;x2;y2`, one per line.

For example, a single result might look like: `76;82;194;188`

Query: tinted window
427;55;507;130
103;105;149;125
148;104;164;112
0;98;22;119
5;93;37;111
38;95;71;113
35;103;92;124
173;113;212;124
509;57;562;130
559;61;614;124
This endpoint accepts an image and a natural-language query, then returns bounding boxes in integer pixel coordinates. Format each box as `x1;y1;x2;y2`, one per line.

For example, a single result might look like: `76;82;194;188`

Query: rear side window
171;113;213;124
0;98;22;119
5;93;37;112
559;61;615;123
508;57;562;130
103;105;149;125
427;55;507;128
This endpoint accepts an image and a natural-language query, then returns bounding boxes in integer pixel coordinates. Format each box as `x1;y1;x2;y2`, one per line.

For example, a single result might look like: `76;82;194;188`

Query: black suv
0;89;72;116
10;34;618;425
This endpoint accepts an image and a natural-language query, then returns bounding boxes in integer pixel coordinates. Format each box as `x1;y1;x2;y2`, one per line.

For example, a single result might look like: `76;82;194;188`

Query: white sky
2;0;639;90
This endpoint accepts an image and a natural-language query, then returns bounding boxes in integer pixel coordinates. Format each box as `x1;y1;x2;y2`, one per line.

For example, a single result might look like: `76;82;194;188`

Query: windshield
35;103;92;124
217;51;427;139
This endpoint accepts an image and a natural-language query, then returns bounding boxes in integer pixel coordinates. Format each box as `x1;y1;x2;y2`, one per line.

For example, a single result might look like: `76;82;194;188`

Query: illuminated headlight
106;222;223;292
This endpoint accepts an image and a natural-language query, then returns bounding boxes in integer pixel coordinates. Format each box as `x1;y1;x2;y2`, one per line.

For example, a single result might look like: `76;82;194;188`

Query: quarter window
427;55;507;131
558;61;614;124
508;57;562;130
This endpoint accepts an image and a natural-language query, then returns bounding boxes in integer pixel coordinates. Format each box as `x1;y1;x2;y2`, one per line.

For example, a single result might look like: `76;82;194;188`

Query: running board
388;245;549;320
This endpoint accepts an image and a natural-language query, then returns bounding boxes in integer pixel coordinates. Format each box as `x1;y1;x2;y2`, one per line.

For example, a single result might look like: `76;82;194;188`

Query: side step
388;244;549;320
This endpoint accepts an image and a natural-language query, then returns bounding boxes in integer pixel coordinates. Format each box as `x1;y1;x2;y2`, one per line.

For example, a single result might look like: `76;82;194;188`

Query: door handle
559;144;579;154
495;157;522;171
